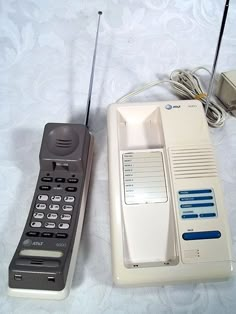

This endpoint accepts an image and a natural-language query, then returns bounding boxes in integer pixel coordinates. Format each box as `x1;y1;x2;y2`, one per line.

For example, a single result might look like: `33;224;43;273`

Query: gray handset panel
9;123;91;291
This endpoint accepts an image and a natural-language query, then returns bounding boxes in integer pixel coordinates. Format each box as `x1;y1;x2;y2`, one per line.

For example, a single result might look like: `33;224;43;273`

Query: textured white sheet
0;0;236;313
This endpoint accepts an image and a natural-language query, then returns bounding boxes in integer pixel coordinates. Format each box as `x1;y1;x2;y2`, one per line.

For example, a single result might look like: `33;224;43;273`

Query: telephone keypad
30;175;79;236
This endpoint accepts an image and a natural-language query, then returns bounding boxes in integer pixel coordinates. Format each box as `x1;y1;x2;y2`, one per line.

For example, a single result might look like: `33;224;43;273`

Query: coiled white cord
116;66;226;128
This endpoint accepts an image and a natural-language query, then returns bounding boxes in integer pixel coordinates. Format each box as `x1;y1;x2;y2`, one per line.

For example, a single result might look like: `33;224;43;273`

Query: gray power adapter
216;70;236;117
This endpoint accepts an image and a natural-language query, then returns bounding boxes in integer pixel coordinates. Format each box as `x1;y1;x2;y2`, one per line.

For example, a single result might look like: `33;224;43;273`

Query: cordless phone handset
8;12;102;300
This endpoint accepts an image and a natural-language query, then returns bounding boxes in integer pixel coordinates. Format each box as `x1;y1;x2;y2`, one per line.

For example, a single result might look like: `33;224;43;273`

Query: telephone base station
107;100;233;286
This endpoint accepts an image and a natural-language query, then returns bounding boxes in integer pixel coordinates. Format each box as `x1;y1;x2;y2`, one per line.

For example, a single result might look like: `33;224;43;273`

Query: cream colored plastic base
107;100;233;286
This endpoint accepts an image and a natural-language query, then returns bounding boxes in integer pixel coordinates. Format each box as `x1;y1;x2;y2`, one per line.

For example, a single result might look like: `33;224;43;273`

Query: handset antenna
205;0;230;115
84;11;103;127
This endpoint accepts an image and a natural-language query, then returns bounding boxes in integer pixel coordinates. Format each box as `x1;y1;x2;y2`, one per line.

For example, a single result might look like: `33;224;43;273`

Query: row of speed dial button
35;204;73;211
38;195;75;203
33;213;71;220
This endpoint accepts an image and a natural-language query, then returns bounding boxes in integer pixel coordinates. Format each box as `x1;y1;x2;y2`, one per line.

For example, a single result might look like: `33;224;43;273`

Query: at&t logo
165;104;181;110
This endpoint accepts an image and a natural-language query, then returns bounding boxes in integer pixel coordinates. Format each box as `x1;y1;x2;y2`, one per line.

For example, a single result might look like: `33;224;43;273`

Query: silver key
58;223;69;229
64;196;75;203
35;203;46;210
31;221;42;228
49;204;59;211
33;212;44;219
62;205;73;211
47;213;58;220
51;195;62;202
38;195;48;201
44;222;55;229
60;214;71;221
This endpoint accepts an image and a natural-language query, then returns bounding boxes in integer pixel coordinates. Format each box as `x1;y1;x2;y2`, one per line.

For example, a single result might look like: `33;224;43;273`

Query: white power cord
116;66;226;128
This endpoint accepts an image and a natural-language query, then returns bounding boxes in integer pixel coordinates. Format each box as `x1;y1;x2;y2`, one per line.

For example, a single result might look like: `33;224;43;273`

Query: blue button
182;231;221;241
179;196;213;202
200;213;216;218
179;189;212;195
180;203;214;208
182;214;198;219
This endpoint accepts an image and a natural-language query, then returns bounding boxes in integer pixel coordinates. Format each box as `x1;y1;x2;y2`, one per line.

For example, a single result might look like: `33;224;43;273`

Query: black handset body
9;123;93;293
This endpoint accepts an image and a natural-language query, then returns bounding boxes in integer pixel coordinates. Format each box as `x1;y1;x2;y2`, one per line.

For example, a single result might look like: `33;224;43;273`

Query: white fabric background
0;0;236;313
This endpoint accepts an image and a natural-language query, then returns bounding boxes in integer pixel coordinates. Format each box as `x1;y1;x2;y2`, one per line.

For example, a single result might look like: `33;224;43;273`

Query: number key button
49;204;59;211
47;213;58;220
45;222;55;229
31;221;42;228
38;195;48;201
62;205;73;212
35;203;46;210
33;212;44;219
51;195;62;202
58;223;69;230
60;214;71;221
64;196;75;203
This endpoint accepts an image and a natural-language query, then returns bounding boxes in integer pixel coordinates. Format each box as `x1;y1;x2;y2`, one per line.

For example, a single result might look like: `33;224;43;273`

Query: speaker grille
169;146;217;179
56;139;73;148
47;125;79;156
